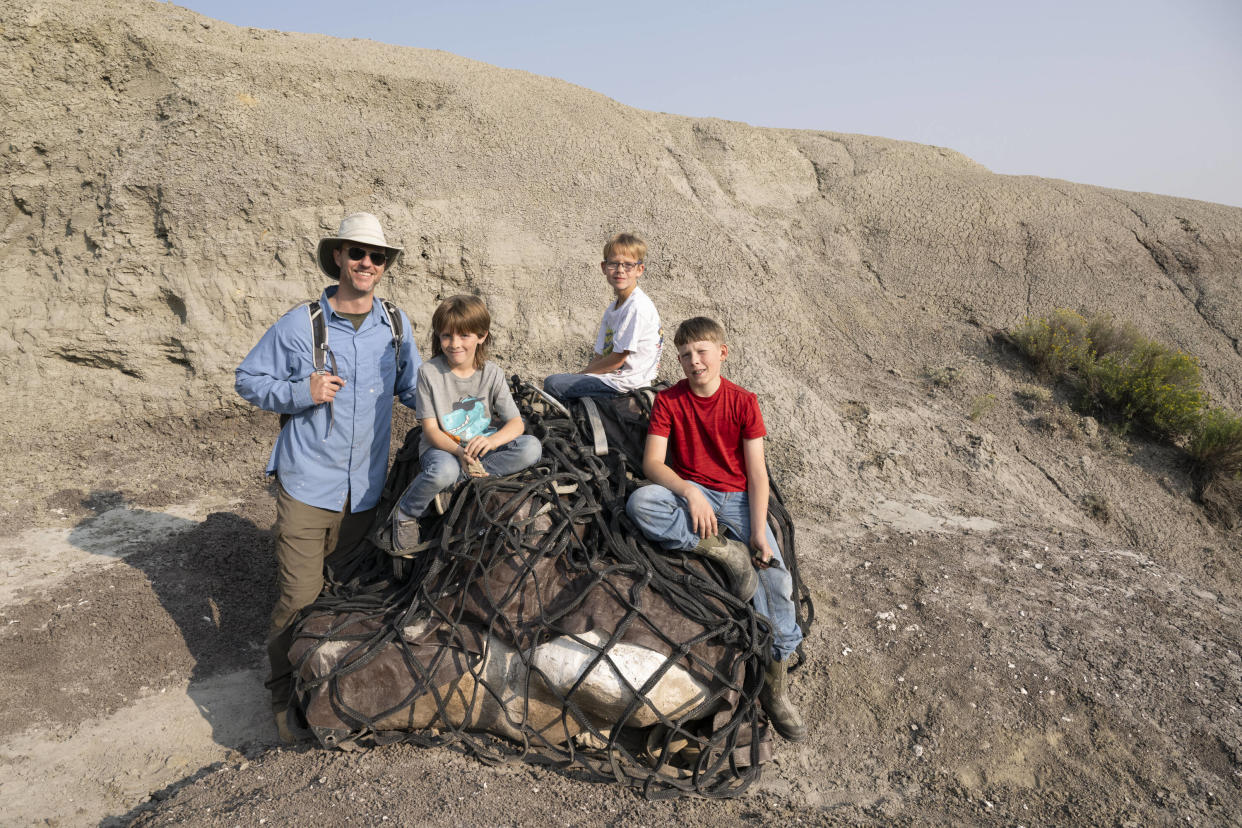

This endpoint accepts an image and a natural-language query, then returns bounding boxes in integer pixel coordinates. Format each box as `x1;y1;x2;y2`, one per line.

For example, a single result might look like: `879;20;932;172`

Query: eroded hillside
3;1;1240;517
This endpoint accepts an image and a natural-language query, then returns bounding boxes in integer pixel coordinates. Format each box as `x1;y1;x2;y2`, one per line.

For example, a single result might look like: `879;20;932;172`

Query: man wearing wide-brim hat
236;212;422;742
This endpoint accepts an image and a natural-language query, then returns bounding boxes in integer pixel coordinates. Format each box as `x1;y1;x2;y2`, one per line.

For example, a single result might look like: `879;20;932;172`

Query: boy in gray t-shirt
386;296;542;553
414;358;519;457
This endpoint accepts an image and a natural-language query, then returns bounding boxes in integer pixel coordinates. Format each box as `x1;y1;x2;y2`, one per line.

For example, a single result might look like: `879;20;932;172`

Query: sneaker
393;510;420;553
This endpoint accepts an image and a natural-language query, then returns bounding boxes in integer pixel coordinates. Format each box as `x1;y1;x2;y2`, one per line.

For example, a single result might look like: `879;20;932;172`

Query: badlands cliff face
3;0;1241;527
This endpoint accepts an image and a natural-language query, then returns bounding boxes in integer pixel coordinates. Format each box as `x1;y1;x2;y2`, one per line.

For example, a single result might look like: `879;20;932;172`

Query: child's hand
457;451;488;478
749;533;778;569
463;433;499;459
685;488;718;539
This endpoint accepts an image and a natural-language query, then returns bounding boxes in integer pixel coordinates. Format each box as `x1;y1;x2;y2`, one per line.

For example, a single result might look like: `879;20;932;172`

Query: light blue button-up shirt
236;287;422;513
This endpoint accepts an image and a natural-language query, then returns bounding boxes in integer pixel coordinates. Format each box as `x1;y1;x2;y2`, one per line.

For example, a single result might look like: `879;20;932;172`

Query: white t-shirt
592;286;663;391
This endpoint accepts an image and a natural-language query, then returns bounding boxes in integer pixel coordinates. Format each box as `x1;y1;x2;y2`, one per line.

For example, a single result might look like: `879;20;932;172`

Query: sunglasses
346;246;388;266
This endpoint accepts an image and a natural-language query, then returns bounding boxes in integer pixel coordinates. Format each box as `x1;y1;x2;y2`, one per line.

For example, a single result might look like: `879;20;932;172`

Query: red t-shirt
647;378;766;492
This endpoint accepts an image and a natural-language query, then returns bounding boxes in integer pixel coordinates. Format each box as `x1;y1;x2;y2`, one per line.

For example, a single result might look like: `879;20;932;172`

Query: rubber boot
689;533;759;601
760;657;807;742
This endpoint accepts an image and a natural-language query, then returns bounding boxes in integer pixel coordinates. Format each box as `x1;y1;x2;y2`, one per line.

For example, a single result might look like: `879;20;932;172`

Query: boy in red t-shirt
625;316;806;742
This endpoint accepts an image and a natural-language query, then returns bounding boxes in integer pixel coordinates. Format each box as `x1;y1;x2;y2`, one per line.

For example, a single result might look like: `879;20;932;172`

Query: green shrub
1010;311;1206;440
1189;408;1242;527
1189;408;1242;469
1007;310;1236;525
1085;315;1144;361
1014;384;1052;405
1082;344;1205;439
923;365;961;389
1010;309;1093;377
969;393;997;421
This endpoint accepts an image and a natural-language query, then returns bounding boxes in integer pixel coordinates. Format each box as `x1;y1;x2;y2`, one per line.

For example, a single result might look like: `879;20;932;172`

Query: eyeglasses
602;260;643;273
347;246;388;267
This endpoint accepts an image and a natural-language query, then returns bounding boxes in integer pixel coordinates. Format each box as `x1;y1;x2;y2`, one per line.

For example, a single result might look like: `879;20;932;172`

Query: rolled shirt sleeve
235;308;318;415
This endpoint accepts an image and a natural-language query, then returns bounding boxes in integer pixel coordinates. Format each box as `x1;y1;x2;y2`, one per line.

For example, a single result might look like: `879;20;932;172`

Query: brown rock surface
2;0;1241;825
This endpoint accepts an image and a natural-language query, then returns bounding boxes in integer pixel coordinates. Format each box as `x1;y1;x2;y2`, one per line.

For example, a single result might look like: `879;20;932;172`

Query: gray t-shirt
415;356;521;456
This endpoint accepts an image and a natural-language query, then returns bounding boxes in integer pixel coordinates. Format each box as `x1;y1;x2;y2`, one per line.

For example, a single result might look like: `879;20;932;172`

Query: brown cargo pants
266;481;375;713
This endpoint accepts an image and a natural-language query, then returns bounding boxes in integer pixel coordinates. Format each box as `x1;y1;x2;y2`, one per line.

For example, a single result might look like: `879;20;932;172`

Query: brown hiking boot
274;707;312;745
760;656;807;742
689;533;758;601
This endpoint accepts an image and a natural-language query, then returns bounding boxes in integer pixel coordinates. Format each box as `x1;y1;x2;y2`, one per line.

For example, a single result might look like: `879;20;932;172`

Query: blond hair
602;232;647;263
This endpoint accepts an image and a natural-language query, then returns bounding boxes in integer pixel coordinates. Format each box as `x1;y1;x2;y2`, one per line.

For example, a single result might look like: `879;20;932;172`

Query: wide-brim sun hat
316;212;404;279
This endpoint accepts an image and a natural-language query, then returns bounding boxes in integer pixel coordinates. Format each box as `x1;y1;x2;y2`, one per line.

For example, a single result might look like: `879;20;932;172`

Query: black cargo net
289;378;813;799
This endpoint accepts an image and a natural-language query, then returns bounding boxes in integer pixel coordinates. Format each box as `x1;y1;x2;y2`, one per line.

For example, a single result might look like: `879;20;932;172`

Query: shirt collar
320;286;386;328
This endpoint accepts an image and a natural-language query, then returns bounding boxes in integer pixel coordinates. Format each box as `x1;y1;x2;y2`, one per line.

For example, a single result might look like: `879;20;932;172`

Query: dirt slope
2;0;1241;824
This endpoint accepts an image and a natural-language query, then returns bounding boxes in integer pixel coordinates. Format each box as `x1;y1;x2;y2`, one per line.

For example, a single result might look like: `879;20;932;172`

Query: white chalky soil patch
0;499;238;606
826;494;1003;538
0;669;276;827
863;495;1001;534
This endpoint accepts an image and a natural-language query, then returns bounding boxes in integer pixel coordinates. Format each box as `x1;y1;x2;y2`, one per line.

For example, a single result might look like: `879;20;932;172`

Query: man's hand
309;372;345;404
685;487;718;539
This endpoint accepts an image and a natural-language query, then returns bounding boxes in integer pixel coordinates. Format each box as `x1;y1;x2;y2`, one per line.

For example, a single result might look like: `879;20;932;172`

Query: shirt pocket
353;326;396;396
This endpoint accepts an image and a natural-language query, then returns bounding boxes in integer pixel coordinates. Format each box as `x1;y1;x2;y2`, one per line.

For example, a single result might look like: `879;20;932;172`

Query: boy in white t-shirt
544;233;663;401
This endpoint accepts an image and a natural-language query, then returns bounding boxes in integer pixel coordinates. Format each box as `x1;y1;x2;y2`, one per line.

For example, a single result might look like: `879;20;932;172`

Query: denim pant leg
713;491;804;661
625;482;723;551
543;373;617;401
396;449;461;518
480;434;542;476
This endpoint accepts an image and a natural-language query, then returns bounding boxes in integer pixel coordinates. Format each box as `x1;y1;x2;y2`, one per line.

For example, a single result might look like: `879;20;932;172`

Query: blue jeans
626;482;803;661
397;435;542;518
543;373;617;401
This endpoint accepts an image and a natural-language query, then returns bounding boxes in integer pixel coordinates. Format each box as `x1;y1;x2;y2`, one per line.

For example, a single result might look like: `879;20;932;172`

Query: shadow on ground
69;491;277;750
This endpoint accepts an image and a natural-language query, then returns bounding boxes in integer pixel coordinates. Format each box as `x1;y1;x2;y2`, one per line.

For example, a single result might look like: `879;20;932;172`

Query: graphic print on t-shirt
440;395;495;442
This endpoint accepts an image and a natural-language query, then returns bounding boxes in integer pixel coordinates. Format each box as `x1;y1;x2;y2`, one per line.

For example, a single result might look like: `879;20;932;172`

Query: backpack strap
380;298;403;350
307;300;328;374
379;298;406;373
579;397;610;457
278;300;327;431
281;298;404;433
308;298;402;366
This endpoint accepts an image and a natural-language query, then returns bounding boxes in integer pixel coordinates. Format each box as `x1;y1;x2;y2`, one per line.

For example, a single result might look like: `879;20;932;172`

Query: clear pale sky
178;0;1242;207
